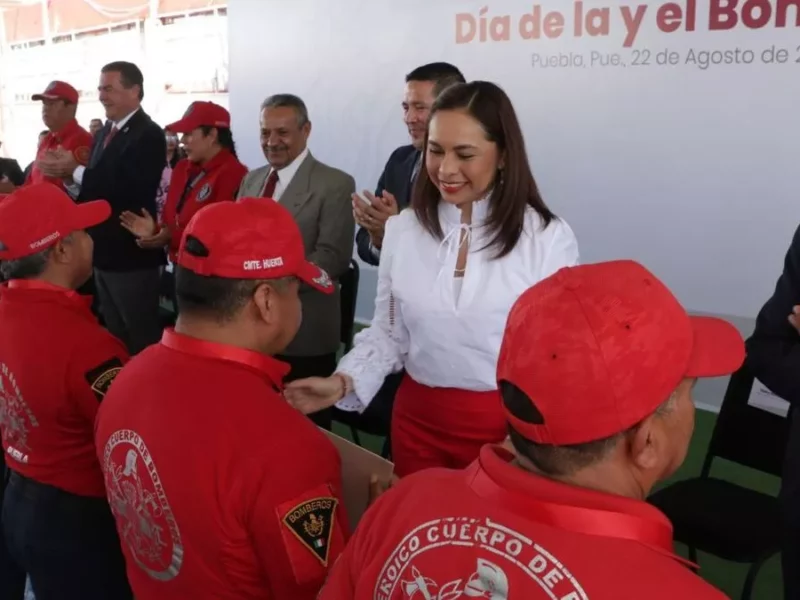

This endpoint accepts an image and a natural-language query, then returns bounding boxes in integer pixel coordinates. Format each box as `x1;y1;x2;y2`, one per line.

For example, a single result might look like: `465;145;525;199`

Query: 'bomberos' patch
282;496;338;566
103;429;184;582
85;357;124;402
73;146;91;165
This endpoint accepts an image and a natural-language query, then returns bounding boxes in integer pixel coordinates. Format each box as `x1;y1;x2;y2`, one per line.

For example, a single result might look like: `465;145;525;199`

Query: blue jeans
0;461;26;600
2;471;132;600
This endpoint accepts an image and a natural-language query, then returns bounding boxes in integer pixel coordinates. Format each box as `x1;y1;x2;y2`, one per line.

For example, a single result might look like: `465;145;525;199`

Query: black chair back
339;259;359;351
703;361;789;478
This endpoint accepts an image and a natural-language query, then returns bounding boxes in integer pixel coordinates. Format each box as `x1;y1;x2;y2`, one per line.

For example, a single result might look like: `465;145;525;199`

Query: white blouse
336;197;580;412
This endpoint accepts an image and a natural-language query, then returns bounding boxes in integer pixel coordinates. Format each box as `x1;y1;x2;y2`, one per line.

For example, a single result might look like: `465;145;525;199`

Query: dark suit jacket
78;109;166;271
355;144;419;266
237;154;355;357
747;224;800;517
747;224;800;404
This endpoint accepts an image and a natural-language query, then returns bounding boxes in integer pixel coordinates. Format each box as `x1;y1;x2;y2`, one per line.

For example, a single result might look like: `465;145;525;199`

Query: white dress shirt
265;147;309;201
72;108;140;187
336;196;580;412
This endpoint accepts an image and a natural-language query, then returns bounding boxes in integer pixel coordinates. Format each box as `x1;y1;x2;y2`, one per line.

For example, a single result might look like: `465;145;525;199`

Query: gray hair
260;94;309;127
0;247;52;281
505;386;680;478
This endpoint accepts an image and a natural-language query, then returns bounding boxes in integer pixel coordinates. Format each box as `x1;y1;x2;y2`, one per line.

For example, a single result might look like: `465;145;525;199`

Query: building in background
0;0;228;164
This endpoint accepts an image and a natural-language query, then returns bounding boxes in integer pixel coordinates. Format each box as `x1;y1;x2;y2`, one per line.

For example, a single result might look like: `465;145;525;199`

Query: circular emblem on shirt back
374;517;587;599
0;362;38;464
196;183;212;202
103;429;183;581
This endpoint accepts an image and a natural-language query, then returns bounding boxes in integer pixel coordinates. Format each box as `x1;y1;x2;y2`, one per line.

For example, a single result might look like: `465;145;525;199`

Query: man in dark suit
746;224;800;600
40;61;166;354
354;62;465;266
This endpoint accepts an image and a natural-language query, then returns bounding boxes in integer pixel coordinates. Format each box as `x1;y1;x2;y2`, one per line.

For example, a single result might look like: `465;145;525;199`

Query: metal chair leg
688;546;699;573
349;426;362;447
740;554;771;600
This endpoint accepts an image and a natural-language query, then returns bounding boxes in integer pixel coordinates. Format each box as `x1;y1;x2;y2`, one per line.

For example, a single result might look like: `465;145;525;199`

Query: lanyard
468;465;696;568
174;169;206;222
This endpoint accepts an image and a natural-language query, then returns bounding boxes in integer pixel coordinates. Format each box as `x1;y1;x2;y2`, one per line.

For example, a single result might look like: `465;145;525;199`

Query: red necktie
261;170;279;199
103;125;118;149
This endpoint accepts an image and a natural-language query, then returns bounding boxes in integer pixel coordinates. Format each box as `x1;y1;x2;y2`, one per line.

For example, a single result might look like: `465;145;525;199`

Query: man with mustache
237;94;355;430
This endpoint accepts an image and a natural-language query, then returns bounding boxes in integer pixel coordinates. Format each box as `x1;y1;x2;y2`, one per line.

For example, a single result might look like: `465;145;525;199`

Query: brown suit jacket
238;152;355;357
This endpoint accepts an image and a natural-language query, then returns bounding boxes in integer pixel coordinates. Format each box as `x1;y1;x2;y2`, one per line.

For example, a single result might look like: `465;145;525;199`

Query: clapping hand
37;147;77;179
120;208;157;238
352;191;399;250
120;209;171;249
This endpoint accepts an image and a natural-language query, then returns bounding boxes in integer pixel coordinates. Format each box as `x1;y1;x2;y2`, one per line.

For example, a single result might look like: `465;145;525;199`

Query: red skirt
391;375;506;478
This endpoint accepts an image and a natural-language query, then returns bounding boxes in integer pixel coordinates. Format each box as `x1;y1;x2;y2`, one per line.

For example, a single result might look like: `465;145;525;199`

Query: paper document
747;378;790;418
322;430;394;532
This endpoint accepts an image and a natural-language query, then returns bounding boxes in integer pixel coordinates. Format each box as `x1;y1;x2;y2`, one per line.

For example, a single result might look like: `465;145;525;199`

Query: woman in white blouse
286;81;579;477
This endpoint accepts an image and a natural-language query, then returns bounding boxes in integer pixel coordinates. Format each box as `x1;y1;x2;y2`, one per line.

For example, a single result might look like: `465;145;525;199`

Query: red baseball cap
165;101;231;134
497;260;745;446
177;198;334;293
32;81;79;104
0;183;109;260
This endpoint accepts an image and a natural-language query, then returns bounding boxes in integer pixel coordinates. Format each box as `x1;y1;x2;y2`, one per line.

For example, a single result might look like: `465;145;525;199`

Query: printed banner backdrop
229;0;799;330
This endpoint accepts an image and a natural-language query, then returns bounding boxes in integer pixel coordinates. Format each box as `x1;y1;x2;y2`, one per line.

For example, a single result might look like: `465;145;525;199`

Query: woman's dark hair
411;80;555;258
199;125;237;158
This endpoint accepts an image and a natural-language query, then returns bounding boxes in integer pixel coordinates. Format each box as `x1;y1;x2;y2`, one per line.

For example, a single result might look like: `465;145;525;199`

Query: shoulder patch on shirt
73;146;90;165
84;357;124;401
282;496;338;566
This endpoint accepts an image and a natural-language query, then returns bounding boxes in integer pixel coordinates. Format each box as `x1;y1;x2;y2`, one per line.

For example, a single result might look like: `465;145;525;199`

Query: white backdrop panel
229;0;800;325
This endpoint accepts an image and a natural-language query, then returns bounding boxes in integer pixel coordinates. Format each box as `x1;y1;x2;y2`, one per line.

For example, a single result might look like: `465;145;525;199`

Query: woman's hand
120;208;157;238
284;375;350;414
136;226;171;249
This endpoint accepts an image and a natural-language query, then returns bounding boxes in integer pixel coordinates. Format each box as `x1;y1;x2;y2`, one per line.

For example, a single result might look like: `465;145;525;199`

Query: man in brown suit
237;94;355;429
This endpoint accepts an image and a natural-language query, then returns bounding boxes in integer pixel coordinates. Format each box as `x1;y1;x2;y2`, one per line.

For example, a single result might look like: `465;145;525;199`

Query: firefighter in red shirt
27;81;93;191
320;260;744;600
95;198;348;600
0;183;132;599
119;101;247;263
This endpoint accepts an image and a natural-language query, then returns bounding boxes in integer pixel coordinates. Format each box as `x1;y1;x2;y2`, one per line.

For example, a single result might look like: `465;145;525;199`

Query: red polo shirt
161;150;247;261
320;445;728;600
26;119;93;189
0;280;128;497
95;329;348;600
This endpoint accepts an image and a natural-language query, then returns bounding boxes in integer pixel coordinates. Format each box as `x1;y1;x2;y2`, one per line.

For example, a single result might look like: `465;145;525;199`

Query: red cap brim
72;200;112;231
164;117;196;134
685;316;745;378
297;261;333;294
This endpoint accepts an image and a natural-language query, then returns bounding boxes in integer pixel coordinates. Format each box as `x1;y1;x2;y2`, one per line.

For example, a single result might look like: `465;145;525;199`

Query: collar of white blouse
436;190;493;279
